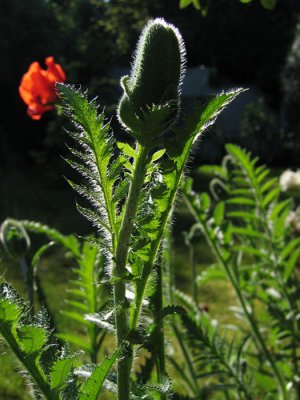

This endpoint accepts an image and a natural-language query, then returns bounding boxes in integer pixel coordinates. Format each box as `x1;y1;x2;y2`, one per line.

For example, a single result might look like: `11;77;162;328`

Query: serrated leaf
57;83;117;241
0;283;78;400
50;358;74;390
18;325;48;355
157;305;186;320
79;350;119;400
0;298;20;323
117;141;137;159
76;203;111;233
113;180;130;203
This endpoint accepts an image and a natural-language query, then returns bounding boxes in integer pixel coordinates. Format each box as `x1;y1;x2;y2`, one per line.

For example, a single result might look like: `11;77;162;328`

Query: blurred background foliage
1;2;300;397
1;0;300;227
1;0;300;168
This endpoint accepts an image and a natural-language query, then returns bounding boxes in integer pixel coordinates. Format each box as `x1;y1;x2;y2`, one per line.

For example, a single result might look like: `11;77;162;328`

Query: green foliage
55;20;241;398
57;83;119;251
175;291;253;399
78;349;119;400
183;144;300;398
1;18;243;400
282;16;300;149
0;282;77;400
179;0;207;15
180;0;277;11
60;241;110;362
20;220;81;258
0;281;120;399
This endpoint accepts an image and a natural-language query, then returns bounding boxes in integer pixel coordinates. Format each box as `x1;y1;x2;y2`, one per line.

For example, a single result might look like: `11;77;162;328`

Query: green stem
19;257;34;316
185;196;288;400
88;322;97;364
185;237;198;306
113;143;149;400
96;330;106;353
130;127;197;332
164;229;201;398
165;230;175;305
172;323;201;397
151;262;167;399
35;274;56;332
130;173;181;331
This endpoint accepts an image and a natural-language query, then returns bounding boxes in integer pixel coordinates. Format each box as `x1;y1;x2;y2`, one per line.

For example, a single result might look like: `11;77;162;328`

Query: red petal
27;103;54;120
45;57;66;82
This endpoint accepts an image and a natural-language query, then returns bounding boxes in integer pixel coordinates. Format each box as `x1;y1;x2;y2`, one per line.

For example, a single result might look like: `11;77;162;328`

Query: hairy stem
164;229;201;398
130;167;182;331
151;261;167;399
88;270;98;364
19;257;34;316
113;143;148;400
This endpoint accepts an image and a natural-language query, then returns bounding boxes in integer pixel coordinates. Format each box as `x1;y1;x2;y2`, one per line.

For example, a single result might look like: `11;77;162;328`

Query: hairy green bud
0;219;30;259
117;18;186;145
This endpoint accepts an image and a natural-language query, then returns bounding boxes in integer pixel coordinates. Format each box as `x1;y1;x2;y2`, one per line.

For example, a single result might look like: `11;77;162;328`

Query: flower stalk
113;143;149;400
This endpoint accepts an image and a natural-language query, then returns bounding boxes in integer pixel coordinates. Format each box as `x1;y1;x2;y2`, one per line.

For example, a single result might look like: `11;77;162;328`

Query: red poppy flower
19;57;66;120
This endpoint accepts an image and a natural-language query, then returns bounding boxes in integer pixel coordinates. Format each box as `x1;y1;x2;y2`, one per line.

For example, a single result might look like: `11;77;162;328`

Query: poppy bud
0;219;30;259
117;18;186;145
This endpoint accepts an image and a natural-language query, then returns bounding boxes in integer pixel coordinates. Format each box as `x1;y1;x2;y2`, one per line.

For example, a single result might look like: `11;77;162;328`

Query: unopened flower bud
117;18;186;145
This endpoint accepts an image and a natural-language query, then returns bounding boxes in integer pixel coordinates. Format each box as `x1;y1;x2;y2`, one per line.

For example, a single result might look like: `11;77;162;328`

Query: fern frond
60;241;110;362
19;220;80;258
178;306;254;399
184;145;300;395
